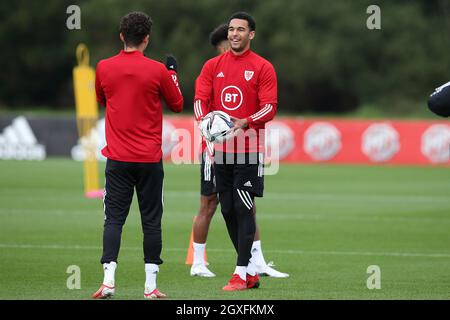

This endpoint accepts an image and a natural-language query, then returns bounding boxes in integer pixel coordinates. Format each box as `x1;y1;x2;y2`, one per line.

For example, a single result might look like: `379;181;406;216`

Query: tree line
1;0;449;115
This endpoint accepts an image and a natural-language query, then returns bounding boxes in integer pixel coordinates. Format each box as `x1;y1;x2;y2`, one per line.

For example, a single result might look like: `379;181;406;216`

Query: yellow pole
73;44;102;198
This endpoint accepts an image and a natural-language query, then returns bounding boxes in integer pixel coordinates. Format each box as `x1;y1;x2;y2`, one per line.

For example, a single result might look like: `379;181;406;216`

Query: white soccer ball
199;111;234;143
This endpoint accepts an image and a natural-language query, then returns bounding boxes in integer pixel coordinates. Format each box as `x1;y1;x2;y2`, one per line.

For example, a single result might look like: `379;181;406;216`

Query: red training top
96;50;183;162
194;49;277;153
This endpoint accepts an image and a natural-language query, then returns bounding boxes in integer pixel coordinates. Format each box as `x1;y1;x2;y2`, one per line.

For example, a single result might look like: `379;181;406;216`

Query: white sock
145;264;159;291
247;259;257;276
251;240;267;267
193;242;206;265
234;266;247;281
103;262;117;286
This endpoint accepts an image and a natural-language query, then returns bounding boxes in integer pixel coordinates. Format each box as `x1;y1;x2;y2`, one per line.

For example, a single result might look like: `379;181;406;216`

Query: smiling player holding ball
194;12;280;291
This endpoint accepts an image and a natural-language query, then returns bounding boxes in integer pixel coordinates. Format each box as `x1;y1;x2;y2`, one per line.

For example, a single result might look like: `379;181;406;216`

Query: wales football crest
244;70;254;81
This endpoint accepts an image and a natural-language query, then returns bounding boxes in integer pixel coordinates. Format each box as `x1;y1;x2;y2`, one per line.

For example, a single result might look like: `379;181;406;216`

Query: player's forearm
164;71;184;112
193;98;209;121
167;97;184;113
246;103;277;126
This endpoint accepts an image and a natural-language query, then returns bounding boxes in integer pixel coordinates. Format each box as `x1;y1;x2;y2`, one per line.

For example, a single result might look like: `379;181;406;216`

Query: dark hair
229;12;256;31
119;12;153;47
209;24;229;47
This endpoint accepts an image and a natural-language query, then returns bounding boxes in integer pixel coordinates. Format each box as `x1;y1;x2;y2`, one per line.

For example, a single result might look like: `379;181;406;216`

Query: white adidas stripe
203;155;207;181
194;100;199;119
251;104;271;119
242;190;253;208
258;152;263;177
102;189;107;218
207;160;211;181
252;104;273;121
198;100;203;118
161;180;165;208
251;104;272;121
253;105;273;121
194;100;203;119
237;189;252;210
206;139;214;157
204;154;211;181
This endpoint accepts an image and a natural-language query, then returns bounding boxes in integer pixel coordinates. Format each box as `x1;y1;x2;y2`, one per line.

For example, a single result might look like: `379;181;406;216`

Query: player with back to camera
92;11;183;299
194;12;282;291
190;23;289;279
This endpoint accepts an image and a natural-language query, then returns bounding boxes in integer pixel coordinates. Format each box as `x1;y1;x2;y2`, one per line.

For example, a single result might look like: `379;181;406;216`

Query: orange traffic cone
185;216;208;265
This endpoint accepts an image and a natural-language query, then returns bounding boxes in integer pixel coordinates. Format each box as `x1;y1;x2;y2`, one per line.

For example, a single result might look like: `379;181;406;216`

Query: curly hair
209;24;229;47
119;12;153;47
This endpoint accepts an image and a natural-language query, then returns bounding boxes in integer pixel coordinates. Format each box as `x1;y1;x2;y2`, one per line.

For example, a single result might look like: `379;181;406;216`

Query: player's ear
119;32;125;43
249;31;255;40
144;34;150;45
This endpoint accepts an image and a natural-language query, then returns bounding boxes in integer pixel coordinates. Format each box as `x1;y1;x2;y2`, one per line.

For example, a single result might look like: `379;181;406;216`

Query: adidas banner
0;115;448;165
0;116;78;160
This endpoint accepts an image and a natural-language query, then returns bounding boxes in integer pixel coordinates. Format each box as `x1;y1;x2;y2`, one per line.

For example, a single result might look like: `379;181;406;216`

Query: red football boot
246;273;260;289
144;288;167;299
92;284;115;299
222;274;247;291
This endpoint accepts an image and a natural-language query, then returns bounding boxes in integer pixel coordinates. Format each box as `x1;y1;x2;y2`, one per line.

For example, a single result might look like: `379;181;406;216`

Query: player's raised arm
160;54;183;113
194;60;214;120
247;63;278;126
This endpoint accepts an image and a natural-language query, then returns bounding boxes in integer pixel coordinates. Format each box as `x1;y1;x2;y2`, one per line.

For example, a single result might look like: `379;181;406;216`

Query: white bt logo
221;85;243;110
225;93;239;103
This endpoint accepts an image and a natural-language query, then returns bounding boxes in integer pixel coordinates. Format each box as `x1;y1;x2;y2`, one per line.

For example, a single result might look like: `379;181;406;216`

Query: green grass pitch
0;159;449;299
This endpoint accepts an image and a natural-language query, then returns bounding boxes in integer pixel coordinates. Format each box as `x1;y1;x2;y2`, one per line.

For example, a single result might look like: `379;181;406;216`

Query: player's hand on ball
230;116;248;132
199;111;234;143
165;54;178;72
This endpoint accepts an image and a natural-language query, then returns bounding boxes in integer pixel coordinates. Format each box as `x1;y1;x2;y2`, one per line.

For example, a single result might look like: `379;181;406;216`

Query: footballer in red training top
93;12;182;300
194;12;278;291
96;53;182;162
194;25;277;154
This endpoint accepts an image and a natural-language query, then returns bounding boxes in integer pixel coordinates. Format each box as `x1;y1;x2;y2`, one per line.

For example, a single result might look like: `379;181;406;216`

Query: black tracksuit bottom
214;152;264;267
100;159;164;265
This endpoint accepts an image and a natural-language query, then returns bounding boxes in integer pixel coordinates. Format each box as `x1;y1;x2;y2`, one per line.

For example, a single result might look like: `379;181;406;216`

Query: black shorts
214;152;264;197
200;151;216;196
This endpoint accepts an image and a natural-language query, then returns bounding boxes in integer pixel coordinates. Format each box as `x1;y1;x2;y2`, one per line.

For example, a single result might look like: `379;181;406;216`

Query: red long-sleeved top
194;49;277;153
96;50;183;162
